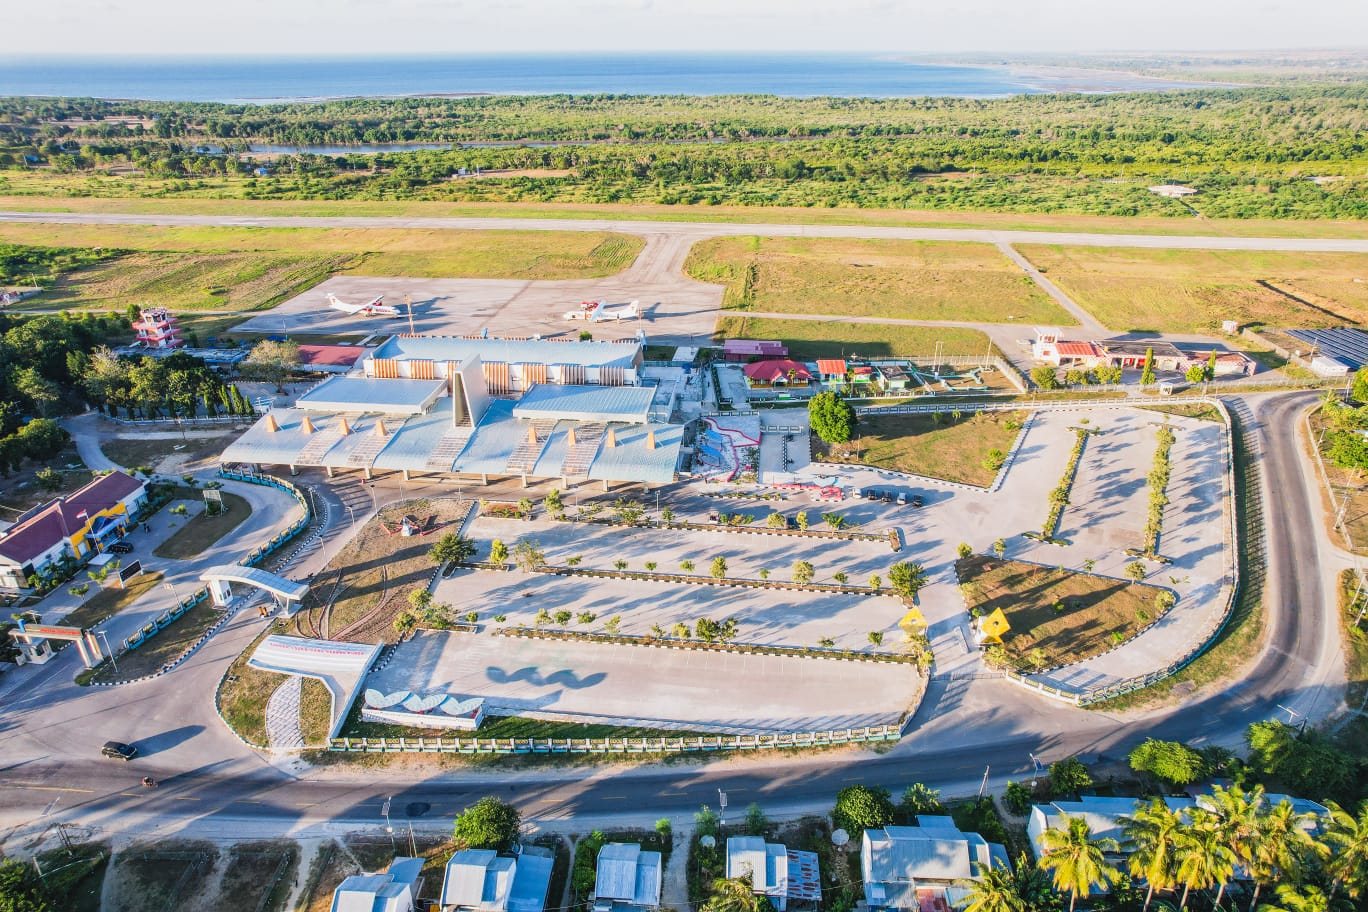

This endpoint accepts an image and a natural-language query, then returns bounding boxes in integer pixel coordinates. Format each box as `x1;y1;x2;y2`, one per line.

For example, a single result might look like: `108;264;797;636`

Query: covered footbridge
200;565;310;613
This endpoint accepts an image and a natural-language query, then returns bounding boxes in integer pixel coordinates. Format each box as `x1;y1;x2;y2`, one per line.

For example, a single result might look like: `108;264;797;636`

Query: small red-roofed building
743;359;813;388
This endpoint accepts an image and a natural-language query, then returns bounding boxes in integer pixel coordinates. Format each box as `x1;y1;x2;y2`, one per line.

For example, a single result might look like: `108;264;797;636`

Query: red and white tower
132;306;183;349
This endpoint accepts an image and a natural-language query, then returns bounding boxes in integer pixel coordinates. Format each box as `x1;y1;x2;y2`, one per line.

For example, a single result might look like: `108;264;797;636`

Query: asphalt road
0;392;1350;846
4;209;1368;252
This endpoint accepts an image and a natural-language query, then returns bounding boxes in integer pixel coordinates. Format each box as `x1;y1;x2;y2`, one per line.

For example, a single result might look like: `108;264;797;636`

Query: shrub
791;560;815;585
453;795;521;851
832;784;895;838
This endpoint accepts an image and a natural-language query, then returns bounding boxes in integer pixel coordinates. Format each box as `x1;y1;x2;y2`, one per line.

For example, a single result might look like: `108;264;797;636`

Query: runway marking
602;796;627;800
119;792;141;798
40;798;60;817
658;792;686;797
1;785;93;794
173;796;200;802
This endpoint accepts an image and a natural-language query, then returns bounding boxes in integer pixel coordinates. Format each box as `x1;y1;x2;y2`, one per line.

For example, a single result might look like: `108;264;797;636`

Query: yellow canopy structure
978;608;1011;644
898;608;927;634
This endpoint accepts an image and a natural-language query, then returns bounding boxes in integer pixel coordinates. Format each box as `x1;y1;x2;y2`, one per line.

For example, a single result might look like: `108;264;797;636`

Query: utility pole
978;765;991;799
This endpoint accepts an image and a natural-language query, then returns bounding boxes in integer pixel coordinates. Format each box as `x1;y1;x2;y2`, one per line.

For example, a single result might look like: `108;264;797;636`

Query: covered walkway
200;565;309;612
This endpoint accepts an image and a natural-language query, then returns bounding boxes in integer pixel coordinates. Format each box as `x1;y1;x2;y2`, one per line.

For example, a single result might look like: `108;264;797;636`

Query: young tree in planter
869;574;881;590
453;796;521;852
430;532;477;568
1125;561;1147;581
957;542;974;560
553;610;572;625
710;556;728;579
808;391;857;444
833;571;849;585
613;497;645;525
888;561;928;601
1205;350;1218;381
511;539;545;572
660;506;674;524
1140;348;1156;385
794;511;809;531
543;488;562;515
791;560;815;585
992;538;1007;559
517;497;534;518
765;512;787;529
488;539;509;569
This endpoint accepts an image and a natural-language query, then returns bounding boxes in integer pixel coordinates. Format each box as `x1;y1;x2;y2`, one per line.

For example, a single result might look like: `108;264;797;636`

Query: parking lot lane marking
5;785;94;794
602;796;628;800
119;792;141;798
658;792;686;797
172;796;201;801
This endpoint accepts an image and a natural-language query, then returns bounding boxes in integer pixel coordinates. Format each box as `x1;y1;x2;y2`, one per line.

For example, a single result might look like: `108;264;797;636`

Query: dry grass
5;189;1368;239
956;555;1168;669
300;842;357;912
820;410;1027;487
104;841;218;912
0;445;91;514
0;223;644;313
217;626;289;747
58;571;163;630
294;498;471;644
300;676;334;746
686;236;1068;324
99;432;243;474
153;492;252;560
1016;244;1368;333
713;315;993;361
87;600;223;683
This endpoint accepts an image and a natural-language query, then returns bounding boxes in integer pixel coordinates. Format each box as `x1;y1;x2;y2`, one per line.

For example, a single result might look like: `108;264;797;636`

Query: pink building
132;307;183;349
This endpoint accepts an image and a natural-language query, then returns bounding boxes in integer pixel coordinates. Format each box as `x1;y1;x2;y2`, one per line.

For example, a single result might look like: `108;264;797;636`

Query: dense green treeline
2;88;1366;218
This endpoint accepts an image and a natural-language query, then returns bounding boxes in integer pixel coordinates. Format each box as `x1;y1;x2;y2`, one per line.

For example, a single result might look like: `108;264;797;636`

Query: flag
75;509;90;523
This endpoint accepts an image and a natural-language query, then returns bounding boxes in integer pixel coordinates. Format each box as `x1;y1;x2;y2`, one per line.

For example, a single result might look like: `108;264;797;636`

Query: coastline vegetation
2;88;1367;219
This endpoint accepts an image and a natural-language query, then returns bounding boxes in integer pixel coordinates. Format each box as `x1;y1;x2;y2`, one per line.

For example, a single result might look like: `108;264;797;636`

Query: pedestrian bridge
200;565;310;613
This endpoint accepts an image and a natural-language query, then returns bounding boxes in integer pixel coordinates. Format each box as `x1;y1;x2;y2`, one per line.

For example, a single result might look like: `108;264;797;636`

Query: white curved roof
200;565;310;602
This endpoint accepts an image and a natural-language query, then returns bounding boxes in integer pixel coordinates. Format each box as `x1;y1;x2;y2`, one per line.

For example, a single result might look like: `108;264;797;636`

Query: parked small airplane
327;293;400;317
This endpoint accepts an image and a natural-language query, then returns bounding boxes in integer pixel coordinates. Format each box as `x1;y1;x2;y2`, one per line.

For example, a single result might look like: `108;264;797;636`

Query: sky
13;0;1368;56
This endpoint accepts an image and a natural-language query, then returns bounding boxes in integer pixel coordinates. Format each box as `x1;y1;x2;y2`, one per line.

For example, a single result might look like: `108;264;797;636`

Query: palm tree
1255;883;1337;912
1246;799;1320;912
1322;800;1368;901
1121;798;1184;912
1208;783;1266;876
1038;815;1120;912
705;876;761;912
1174;808;1237;911
959;861;1026;912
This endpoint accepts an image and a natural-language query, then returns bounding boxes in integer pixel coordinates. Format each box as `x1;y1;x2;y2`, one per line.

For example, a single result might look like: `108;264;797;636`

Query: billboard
118;560;143;582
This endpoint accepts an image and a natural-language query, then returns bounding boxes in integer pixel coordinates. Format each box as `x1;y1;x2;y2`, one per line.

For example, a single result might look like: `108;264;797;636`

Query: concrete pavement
5;210;1368;252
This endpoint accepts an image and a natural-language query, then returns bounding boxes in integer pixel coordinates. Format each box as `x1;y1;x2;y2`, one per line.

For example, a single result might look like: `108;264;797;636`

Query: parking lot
436;512;908;653
367;631;922;734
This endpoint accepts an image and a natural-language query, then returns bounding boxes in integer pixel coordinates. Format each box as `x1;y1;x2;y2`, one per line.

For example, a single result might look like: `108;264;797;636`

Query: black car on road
101;741;138;761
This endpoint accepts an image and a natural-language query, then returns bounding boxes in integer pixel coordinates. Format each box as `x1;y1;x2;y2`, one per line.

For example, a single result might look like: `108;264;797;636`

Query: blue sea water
0;53;1174;103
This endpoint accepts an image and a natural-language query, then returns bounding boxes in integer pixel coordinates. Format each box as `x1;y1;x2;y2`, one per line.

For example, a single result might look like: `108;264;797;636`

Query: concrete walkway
660;823;692;912
996;241;1108;334
265;675;304;751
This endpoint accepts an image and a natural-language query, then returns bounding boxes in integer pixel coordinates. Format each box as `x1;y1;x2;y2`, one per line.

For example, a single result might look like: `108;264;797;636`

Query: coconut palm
1246;799;1321;912
1207;783;1266;875
1322;799;1368;901
1173;808;1237;911
1254;883;1338;912
1121;798;1184;912
705;876;761;912
1037;815;1120;912
959;861;1025;912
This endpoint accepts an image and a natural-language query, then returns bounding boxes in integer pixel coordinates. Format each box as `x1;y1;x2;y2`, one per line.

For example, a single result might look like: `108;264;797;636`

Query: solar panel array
1286;328;1368;369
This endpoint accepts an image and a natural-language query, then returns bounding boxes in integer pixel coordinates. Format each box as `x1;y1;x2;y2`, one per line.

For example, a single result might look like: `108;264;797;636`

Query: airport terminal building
220;334;686;488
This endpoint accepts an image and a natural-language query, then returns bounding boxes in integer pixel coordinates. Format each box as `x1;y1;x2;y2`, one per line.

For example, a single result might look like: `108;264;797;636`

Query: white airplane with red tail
327;293;401;317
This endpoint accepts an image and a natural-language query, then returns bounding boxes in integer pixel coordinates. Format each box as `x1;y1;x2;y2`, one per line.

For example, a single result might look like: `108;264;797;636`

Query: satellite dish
700;835;716;849
831;829;850;847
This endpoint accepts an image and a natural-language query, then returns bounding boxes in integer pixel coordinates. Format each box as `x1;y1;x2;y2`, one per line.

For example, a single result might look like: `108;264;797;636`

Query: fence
995;397;1245;705
120;470;313;651
328;724;902;755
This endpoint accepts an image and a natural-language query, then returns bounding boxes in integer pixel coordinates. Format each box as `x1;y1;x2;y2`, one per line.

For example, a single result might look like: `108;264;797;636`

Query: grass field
100;431;243;475
294;498;471;644
818;411;1027;487
0;223;644;312
1017;245;1368;333
59;571;163;631
714;315;993;360
1308;409;1368;555
1138;402;1224;422
300;677;333;746
0;446;92;515
154;493;252;560
85;600;223;684
685;236;1069;324
4;191;1368;239
956;556;1168;670
217;627;286;747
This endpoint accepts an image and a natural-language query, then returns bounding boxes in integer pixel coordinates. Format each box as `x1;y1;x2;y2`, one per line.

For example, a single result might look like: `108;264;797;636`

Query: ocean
0;53;1193;103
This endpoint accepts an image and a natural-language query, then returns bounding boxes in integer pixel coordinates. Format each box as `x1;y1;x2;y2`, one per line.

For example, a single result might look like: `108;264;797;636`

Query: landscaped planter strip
492;625;919;664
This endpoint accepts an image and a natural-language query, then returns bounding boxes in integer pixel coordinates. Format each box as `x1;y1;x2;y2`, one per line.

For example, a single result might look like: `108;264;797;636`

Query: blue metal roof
587;422;683;485
372;400;465;472
453;401;528;475
512;384;653;423
297;376;445;415
369;335;640;369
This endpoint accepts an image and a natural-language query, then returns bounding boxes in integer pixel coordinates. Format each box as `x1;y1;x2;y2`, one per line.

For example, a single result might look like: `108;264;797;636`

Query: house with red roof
0;471;146;590
742;359;813;388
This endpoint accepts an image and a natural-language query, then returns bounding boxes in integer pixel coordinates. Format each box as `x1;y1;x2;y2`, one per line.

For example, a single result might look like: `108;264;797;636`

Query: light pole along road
0;392;1347;843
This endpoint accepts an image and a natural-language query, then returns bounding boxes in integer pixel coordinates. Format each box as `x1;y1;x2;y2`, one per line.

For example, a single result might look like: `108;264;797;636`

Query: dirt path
660;823;692;911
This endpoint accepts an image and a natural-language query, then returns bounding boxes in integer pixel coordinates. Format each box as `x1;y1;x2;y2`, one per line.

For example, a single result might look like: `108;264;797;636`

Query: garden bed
956;555;1172;671
57;571;163;631
818;410;1028;487
153;492;252;559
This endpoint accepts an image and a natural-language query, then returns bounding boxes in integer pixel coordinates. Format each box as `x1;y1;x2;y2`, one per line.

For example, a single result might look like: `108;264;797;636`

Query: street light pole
97;631;118;675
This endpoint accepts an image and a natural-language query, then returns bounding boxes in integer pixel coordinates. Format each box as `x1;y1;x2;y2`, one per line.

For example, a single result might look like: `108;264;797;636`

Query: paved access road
0;392;1350;846
4;209;1368;252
